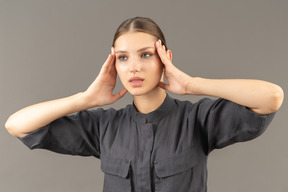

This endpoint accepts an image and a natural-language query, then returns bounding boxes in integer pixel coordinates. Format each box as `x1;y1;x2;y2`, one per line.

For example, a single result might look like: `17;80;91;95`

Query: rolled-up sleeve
197;98;275;154
18;109;103;158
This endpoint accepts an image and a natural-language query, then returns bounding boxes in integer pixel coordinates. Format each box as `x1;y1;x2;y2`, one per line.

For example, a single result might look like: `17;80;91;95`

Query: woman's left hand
155;40;194;95
155;40;284;114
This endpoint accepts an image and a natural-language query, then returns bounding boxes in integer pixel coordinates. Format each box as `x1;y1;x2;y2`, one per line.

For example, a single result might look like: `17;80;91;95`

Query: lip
129;77;144;82
129;77;144;87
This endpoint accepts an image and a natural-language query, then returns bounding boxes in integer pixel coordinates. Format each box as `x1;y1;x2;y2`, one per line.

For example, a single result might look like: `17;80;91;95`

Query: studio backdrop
1;0;287;192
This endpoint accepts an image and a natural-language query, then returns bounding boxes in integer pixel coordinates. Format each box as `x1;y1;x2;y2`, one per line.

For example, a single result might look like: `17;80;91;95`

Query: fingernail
156;40;160;47
111;47;115;55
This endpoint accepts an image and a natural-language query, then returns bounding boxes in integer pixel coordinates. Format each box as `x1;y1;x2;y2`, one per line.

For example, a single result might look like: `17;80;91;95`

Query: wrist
186;77;203;95
75;92;98;110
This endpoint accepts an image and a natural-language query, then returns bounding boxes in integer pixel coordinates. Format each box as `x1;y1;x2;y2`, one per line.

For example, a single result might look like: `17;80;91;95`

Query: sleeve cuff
18;125;50;150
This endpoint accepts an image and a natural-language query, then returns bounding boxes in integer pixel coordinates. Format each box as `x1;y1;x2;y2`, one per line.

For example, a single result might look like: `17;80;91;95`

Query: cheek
116;64;128;83
143;57;163;69
152;58;164;74
116;63;125;75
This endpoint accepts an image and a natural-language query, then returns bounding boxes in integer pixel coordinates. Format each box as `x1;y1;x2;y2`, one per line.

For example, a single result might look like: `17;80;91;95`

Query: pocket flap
154;148;199;178
101;156;131;178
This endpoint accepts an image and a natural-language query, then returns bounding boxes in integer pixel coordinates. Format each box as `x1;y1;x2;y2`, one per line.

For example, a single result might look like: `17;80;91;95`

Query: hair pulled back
112;17;167;49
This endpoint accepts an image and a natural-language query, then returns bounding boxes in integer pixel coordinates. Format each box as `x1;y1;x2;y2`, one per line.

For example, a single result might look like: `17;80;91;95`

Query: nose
129;57;141;73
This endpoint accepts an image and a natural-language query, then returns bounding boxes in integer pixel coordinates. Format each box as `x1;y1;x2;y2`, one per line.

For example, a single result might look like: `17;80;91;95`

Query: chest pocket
153;148;199;192
101;156;131;192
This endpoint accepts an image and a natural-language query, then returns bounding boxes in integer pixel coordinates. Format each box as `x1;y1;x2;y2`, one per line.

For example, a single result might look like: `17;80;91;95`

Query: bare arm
5;50;127;138
5;93;87;138
188;78;284;115
155;40;284;115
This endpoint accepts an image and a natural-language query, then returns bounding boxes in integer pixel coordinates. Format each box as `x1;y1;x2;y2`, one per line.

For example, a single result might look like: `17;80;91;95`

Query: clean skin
5;32;284;138
114;32;169;113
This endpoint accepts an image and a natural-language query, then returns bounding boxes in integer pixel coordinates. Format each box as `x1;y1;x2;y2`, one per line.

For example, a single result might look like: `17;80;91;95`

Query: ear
166;49;172;61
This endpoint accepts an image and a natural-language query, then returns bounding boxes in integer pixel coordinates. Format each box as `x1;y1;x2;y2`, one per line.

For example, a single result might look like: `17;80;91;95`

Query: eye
141;53;152;58
118;55;128;61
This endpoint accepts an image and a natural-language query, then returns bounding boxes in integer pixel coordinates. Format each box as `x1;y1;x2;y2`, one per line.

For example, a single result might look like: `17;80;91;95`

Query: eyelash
118;56;128;61
141;53;152;58
118;53;153;61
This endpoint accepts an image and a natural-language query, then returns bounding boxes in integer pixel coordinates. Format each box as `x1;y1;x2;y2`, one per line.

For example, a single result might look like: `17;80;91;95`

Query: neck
133;88;166;114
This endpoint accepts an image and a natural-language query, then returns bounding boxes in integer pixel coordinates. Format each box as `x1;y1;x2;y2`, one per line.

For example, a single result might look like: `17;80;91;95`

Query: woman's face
114;32;164;96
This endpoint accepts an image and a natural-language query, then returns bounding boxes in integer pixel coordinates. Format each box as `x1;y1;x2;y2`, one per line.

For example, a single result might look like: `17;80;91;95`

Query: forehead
114;32;157;51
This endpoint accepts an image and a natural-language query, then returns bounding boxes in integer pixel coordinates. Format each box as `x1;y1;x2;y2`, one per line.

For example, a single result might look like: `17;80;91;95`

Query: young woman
5;17;284;192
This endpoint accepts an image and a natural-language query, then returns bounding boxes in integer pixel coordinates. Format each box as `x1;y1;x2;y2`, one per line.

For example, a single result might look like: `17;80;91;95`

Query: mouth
129;77;144;87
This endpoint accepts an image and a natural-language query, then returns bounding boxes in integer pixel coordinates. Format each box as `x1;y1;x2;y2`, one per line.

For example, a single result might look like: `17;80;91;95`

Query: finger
100;54;113;74
110;47;117;68
155;40;172;67
100;51;116;75
111;88;128;102
111;47;115;55
108;55;116;74
106;49;116;72
158;81;170;91
118;88;128;97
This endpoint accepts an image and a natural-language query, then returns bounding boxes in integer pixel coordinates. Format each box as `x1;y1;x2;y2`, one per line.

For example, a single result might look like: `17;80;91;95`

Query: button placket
137;121;155;192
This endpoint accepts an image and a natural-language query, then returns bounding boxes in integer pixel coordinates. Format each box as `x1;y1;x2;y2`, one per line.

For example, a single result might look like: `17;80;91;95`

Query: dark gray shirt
19;94;275;192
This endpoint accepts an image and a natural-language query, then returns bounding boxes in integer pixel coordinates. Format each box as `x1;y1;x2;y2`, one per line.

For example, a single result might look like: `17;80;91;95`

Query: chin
125;86;146;96
128;86;161;97
128;89;146;96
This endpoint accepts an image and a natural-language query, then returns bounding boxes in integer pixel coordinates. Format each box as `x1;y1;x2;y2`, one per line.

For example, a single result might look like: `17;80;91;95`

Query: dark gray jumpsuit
19;94;275;192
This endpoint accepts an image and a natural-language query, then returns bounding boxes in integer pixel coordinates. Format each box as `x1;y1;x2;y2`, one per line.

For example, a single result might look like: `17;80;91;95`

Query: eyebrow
115;47;154;54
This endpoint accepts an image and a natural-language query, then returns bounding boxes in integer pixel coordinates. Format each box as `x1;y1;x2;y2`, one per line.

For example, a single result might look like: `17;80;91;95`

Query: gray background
1;0;287;191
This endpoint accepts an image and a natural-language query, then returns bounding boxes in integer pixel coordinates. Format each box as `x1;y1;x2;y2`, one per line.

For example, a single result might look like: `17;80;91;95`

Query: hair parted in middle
112;17;167;49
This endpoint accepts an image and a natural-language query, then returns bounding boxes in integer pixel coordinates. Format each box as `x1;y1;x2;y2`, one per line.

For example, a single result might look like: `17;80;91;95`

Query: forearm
155;42;284;115
5;92;93;138
189;77;284;115
5;52;127;138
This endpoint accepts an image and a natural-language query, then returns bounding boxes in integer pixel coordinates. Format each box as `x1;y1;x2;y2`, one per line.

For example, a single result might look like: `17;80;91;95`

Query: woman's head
112;17;167;49
112;17;172;97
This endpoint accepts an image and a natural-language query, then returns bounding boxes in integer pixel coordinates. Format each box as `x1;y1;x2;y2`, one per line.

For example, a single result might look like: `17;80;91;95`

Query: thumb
111;88;128;103
158;81;170;91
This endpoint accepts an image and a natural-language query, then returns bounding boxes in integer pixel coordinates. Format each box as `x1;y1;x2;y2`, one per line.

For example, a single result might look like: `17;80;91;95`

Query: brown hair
112;17;167;49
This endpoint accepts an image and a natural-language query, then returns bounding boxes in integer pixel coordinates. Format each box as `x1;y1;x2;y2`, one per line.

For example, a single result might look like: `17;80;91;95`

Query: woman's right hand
5;49;127;137
83;48;127;108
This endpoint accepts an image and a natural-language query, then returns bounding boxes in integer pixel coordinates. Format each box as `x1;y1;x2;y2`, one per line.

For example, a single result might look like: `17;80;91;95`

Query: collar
131;93;173;124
